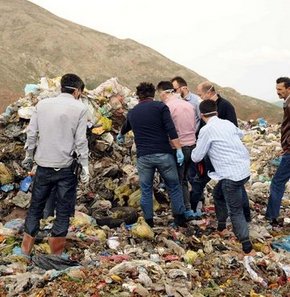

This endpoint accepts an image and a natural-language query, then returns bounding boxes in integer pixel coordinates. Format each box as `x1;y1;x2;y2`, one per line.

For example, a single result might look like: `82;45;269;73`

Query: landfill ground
0;77;289;297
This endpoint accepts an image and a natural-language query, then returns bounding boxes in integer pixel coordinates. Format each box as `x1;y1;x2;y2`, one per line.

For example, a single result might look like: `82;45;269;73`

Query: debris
0;77;289;296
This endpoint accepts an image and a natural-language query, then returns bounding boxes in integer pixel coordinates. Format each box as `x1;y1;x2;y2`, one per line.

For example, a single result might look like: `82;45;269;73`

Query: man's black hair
276;77;290;89
171;76;187;87
156;81;174;91
61;73;85;94
199;100;217;116
136;82;155;99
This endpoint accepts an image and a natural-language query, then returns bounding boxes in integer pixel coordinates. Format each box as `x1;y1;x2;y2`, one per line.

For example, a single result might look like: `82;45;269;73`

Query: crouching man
191;100;252;253
21;73;89;256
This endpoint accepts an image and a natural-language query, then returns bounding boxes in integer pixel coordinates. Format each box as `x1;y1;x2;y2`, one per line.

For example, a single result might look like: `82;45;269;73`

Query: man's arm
25;106;39;153
191;128;211;162
120;118;132;135
236;127;244;139
160;103;178;140
75;108;89;167
225;103;238;127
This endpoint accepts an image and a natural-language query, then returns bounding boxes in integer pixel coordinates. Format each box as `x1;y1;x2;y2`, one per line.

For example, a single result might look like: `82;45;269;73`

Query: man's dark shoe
173;214;187;227
265;216;283;227
270;218;283;227
145;218;154;228
217;222;226;232
242;240;253;254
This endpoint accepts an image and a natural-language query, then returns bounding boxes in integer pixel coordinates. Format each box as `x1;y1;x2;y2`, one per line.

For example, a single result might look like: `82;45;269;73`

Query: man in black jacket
190;81;251;224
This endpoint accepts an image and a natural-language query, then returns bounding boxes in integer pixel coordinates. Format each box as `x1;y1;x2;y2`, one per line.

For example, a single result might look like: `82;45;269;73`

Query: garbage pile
0;77;289;297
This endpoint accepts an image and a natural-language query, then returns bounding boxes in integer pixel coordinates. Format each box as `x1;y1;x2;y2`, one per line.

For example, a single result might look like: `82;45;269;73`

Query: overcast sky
28;0;290;102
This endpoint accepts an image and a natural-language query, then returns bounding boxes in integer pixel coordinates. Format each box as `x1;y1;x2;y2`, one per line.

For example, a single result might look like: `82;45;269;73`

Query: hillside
0;0;283;122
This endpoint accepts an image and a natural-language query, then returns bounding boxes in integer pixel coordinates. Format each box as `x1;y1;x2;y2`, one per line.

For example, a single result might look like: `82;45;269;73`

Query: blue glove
116;133;125;145
176;148;184;166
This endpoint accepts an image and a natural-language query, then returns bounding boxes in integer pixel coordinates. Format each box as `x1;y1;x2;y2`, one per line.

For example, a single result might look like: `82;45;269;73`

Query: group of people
19;73;290;257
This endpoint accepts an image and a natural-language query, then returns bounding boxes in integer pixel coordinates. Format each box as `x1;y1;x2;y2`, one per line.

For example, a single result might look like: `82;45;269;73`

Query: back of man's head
171;76;187;87
276;77;290;88
199;99;217;117
136;82;155;99
199;81;216;93
156;81;174;92
61;73;85;94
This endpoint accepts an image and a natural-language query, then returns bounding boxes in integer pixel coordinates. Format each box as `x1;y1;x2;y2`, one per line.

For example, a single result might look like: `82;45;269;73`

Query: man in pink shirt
157;81;197;219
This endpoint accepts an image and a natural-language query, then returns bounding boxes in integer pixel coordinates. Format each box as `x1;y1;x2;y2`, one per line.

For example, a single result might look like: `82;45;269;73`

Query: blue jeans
213;177;250;243
176;145;195;210
137;153;185;220
266;153;290;219
24;165;77;237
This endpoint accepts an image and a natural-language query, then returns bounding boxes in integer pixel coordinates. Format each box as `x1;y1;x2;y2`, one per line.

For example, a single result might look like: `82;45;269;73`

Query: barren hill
0;0;283;122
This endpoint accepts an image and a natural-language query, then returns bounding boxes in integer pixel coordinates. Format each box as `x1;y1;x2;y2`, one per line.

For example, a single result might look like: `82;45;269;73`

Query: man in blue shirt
191;100;252;254
117;82;187;227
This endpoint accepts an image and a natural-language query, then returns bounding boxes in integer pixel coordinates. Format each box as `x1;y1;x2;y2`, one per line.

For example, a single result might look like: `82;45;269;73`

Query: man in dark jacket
266;77;290;225
190;81;250;223
117;82;187;227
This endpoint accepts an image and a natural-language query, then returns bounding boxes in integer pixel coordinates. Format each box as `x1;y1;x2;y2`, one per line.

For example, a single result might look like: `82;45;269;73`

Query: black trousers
24;165;77;237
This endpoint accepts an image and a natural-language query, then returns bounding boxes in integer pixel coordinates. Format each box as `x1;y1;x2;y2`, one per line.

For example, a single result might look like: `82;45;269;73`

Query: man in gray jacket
21;73;89;256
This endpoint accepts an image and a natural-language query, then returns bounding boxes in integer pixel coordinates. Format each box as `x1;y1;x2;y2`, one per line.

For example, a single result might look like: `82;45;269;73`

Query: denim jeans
213;177;250;243
176;145;195;210
137;153;185;220
266;153;290;219
24;165;77;237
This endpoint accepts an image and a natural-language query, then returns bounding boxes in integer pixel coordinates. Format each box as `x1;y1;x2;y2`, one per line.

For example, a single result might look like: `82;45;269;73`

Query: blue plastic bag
20;176;33;192
24;84;39;95
1;184;14;192
271;235;290;252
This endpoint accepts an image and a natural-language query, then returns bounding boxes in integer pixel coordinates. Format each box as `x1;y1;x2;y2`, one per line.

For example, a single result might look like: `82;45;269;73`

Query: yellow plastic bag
183;250;198;264
131;217;154;240
0;162;13;185
128;189;160;211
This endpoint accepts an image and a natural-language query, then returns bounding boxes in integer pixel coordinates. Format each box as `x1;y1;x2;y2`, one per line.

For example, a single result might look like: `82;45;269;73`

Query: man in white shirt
21;73;89;257
191;100;252;254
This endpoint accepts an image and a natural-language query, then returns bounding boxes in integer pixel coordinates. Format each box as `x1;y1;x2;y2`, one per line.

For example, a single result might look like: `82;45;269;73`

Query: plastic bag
32;254;80;271
0;162;13;185
131;217;154;240
20;176;33;192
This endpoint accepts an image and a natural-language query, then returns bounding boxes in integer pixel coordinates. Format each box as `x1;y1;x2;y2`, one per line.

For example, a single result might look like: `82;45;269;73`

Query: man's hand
116;133;125;145
80;166;90;183
21;151;34;171
176;148;184;166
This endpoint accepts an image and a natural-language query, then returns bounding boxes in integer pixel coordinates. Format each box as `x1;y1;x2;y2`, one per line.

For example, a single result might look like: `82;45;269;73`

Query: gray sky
29;0;290;102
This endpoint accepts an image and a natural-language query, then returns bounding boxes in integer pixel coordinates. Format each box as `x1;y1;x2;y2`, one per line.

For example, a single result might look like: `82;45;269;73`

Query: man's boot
21;233;35;255
48;237;66;255
173;214;187;227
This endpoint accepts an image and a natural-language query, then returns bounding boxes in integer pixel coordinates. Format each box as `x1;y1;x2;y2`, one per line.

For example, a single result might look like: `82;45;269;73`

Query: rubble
0;77;289;296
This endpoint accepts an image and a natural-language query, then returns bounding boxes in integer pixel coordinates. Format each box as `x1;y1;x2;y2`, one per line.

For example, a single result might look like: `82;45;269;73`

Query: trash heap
0;78;289;297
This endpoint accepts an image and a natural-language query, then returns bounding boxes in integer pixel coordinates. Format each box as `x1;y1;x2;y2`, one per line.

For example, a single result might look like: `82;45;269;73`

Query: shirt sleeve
191;127;211;162
161;103;178;139
194;100;201;130
75;107;89;167
236;127;244;138
25;105;39;153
